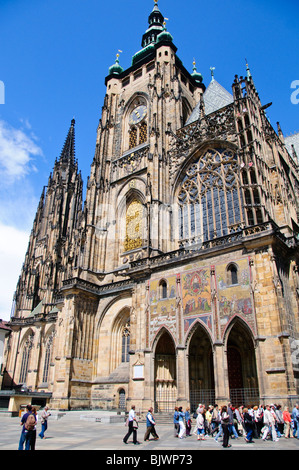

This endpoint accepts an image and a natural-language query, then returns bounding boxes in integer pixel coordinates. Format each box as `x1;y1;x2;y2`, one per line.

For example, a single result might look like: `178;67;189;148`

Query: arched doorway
188;323;215;411
154;330;177;412
227;319;259;406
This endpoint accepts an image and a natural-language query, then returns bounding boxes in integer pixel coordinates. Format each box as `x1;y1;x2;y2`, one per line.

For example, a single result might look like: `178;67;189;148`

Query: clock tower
81;0;205;278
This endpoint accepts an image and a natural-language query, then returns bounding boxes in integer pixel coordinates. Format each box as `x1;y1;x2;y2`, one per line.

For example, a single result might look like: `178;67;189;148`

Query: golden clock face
129;105;147;125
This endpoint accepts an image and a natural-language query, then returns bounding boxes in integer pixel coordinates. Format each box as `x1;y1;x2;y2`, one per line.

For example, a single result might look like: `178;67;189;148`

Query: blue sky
0;0;298;320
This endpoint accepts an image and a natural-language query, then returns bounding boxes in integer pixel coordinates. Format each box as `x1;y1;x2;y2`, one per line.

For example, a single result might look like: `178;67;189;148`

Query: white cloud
0;119;43;320
0;119;43;183
0;223;30;321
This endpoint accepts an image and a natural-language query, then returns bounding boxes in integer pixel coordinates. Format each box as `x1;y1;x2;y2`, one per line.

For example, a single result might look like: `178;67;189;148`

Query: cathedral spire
141;0;165;48
59;118;75;164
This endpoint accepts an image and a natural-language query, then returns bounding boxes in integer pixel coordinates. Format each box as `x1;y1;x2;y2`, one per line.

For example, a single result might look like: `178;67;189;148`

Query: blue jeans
18;430;31;450
215;423;223;440
228;424;239;438
246;427;254;442
39;421;47;438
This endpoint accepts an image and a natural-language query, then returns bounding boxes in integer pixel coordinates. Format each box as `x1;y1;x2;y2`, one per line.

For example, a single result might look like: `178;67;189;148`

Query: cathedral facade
2;2;299;412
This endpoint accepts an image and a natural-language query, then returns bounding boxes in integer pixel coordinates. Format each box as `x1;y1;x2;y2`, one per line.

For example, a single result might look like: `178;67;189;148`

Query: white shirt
128;409;136;422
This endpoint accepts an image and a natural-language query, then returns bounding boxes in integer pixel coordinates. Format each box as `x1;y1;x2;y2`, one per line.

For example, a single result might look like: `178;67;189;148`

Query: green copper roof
132;43;155;66
108;55;124;75
157;27;173;44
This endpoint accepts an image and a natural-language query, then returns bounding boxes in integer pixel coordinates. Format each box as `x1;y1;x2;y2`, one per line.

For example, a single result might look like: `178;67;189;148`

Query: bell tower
80;1;206;281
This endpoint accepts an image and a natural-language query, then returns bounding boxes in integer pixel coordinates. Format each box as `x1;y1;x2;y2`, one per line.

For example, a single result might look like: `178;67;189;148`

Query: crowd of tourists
173;402;299;447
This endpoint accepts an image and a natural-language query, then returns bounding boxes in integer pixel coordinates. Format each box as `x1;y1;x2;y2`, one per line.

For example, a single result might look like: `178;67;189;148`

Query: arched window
19;333;34;384
159;280;167;299
177;148;245;244
42;332;54;383
110;308;131;371
124;199;143;252
227;264;238;285
126;99;148;150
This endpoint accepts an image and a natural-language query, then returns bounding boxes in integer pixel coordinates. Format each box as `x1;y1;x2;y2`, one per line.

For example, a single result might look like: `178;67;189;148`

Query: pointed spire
60;118;75;164
191;59;203;85
141;0;165;48
245;59;252;80
210;66;215;82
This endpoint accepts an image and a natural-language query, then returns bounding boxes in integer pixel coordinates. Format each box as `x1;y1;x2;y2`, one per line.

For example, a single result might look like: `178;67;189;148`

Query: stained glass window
178;148;245;244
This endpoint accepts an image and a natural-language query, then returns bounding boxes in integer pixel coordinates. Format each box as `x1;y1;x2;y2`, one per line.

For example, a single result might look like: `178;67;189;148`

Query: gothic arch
94;295;132;378
124;92;149;114
158;278;168;299
223;315;256;348
152;326;176;353
173;142;244;246
115;185;147;256
226;262;239;286
153;328;177;412
18;328;35;385
224;316;259;406
122;93;149;152
184;318;213;350
40;326;56;385
187;321;215;409
172;140;239;195
110;307;131;371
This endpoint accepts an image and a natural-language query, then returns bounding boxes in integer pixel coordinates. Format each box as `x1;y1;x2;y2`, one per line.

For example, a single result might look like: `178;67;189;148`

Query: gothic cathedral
3;1;299;412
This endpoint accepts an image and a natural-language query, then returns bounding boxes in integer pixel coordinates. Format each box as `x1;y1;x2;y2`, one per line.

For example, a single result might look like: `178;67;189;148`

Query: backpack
25;413;36;431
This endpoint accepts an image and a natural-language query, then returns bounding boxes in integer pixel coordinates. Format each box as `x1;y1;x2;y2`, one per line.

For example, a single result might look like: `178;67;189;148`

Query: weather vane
210;66;215;80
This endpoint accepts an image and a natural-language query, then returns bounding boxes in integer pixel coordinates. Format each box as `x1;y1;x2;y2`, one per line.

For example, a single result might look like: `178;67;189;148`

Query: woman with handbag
221;406;231;448
123;405;140;445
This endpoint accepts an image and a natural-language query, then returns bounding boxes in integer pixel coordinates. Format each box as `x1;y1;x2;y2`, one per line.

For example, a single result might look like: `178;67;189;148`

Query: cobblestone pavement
1;411;298;452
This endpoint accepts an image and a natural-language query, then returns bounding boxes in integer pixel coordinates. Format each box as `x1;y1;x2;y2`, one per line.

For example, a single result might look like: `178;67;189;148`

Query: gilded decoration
181;265;213;335
124;199;143;252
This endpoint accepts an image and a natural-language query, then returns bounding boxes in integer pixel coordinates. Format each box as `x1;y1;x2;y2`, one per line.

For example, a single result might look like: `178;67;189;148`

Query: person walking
211;404;220;436
291;403;299;439
205;405;213;435
185;407;192;436
262;405;279;441
144;407;159;441
227;403;239;439
254;405;264;438
220;405;231;448
39;406;51;439
243;407;254;443
173;407;180;437
275;405;284;437
29;407;38;450
178;407;186;439
196;409;206;440
283;406;293;438
123;405;140;445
